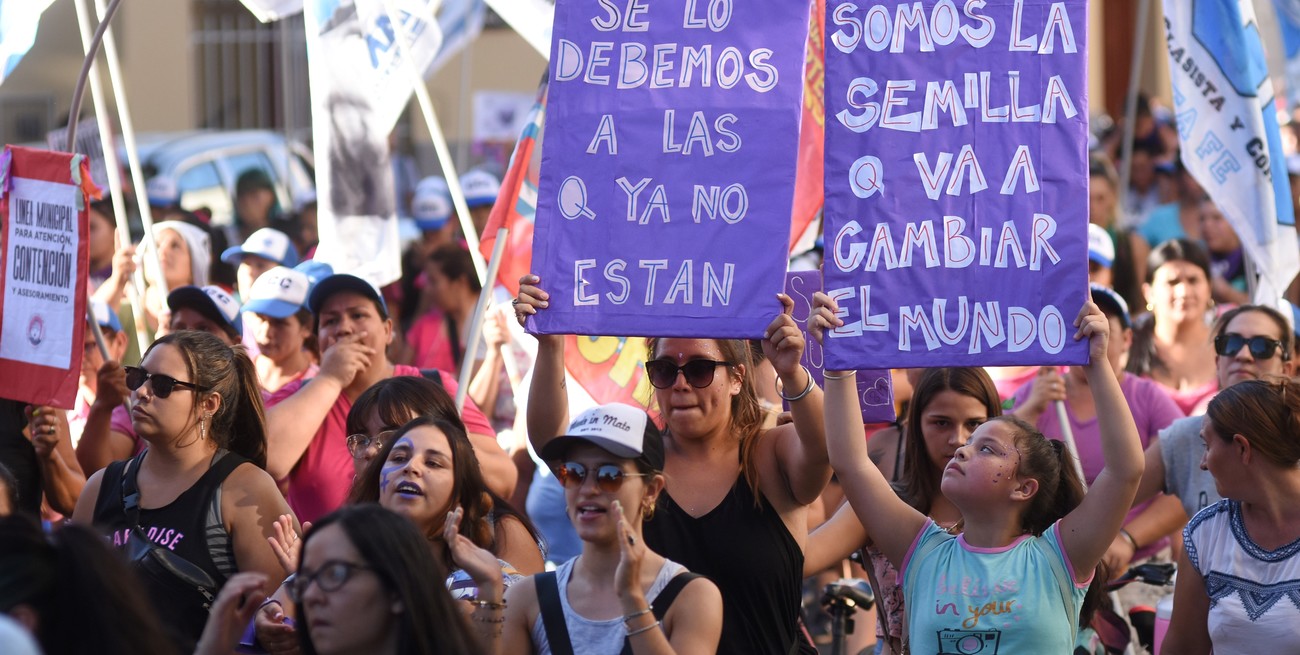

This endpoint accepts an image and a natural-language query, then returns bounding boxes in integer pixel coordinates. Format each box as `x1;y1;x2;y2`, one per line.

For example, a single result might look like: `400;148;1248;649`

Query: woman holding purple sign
515;274;829;655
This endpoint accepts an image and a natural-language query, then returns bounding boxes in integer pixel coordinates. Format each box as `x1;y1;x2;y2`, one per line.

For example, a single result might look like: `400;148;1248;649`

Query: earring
641;500;656;522
200;412;212;440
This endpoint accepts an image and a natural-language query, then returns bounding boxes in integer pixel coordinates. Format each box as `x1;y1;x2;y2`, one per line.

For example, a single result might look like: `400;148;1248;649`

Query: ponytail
988;416;1085;536
225;348;268;468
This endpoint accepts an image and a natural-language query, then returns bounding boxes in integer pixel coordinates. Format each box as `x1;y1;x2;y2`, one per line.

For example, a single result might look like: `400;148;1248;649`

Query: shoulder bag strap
536;571;576;655
619;571;703;654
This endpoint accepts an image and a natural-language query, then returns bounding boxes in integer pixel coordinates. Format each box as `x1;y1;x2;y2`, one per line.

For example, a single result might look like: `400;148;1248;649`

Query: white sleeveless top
530;557;686;654
1186;500;1300;650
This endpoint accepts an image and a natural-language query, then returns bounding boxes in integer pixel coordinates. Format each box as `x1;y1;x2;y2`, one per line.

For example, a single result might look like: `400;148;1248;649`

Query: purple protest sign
786;271;895;422
526;0;808;339
821;0;1090;369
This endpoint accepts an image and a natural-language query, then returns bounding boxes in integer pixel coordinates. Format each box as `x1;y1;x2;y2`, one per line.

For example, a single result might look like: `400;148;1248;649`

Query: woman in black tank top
517;278;832;655
72;331;296;650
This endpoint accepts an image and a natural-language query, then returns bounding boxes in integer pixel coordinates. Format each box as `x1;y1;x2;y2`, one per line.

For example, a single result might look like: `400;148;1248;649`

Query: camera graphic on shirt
937;628;1002;654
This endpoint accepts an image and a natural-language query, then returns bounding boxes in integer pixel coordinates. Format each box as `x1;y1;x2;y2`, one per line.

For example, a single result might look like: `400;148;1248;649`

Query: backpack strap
619;572;702;654
536;571;575;655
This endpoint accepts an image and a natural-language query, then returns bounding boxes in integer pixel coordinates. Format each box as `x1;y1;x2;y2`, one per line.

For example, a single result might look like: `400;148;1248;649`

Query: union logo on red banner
0;146;96;409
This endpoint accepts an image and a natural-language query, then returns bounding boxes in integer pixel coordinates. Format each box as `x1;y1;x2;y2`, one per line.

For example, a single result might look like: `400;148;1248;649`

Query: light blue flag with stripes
1165;0;1300;302
0;0;55;87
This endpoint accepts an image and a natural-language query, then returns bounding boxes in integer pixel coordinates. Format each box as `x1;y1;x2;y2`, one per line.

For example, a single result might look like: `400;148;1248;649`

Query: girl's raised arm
1059;301;1145;580
811;292;927;568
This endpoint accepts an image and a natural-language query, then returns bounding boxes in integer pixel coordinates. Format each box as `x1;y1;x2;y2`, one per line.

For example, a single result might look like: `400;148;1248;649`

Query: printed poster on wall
526;0;810;338
0;146;93;409
821;0;1090;369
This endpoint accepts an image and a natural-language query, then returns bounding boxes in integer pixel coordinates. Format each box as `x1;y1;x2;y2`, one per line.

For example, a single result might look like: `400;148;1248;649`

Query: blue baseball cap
1090;284;1131;329
89;299;122;333
294;260;334;295
221;227;299;267
241;266;310;319
412;177;452;231
307;273;388;319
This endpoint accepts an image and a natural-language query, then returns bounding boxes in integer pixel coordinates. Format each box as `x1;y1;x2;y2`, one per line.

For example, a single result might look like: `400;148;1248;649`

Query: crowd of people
2;94;1300;655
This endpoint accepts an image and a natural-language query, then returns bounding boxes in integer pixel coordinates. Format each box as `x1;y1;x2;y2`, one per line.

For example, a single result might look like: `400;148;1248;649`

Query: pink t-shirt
405;311;457;373
109;404;149;457
266;365;495;524
1012;372;1185;559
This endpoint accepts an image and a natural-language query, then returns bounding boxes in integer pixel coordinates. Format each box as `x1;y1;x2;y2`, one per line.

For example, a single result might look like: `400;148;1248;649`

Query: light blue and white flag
1165;0;1299;301
0;0;55;87
1274;0;1300;109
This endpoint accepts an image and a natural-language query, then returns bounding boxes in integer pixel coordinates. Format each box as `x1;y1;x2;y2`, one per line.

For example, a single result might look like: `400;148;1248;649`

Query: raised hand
318;333;374;387
93;361;130;409
195;572;268;655
513;274;549;328
266;514;308;575
25;405;65;460
1073;301;1111;366
613;500;646;604
443;507;504;597
762;293;806;380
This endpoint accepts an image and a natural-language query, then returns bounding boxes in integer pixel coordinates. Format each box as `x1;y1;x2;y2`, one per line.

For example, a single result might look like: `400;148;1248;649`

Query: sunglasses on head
554;462;648;493
124;366;208;398
1214;333;1289;361
645;359;731;389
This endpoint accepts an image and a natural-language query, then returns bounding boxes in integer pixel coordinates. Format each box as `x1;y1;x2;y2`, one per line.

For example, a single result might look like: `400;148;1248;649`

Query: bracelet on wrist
472;613;507;624
1118;528;1140;551
623;606;652;623
823;370;857;380
626;620;661;637
471;599;507;611
777;365;815;402
259;598;283;611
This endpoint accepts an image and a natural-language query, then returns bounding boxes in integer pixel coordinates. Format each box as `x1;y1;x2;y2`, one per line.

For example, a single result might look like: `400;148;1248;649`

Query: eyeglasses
346;429;396;458
1214;333;1289;361
124;366;208;398
554;462;648;493
645;359;731;389
288;560;374;602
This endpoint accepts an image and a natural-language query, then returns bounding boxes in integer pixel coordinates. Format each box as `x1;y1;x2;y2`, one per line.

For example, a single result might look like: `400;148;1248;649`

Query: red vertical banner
0;146;95;408
789;0;826;253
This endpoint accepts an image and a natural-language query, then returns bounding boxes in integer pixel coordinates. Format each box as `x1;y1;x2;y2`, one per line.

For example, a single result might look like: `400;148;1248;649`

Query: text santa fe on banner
821;0;1090;369
0;146;93;409
526;0;810;338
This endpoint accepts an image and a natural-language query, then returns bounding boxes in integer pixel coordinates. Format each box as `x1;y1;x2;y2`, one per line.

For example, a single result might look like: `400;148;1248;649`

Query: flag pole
379;0;489;287
1116;0;1151;226
90;0;168;300
456;227;509;411
72;0;150;355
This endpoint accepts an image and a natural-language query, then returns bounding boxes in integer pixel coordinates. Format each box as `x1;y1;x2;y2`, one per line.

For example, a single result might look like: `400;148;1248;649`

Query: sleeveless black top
92;450;247;649
643;473;809;655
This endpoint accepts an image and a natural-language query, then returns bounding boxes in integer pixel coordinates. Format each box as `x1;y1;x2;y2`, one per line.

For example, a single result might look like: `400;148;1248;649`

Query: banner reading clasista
822;0;1090;369
527;0;809;339
0;146;93;409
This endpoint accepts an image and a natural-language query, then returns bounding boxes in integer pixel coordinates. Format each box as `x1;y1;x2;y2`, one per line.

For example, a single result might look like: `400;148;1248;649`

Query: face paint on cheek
379;438;412;494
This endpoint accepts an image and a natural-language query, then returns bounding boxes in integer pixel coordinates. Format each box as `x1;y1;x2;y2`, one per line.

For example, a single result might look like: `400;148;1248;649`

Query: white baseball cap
1087;223;1115;268
460;170;500;208
539;403;664;470
221;227;299;267
168;285;243;338
241;266;310;318
412;176;452;230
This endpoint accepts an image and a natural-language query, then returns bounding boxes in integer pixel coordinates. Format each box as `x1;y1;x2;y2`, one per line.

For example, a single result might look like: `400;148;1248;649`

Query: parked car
134;129;315;229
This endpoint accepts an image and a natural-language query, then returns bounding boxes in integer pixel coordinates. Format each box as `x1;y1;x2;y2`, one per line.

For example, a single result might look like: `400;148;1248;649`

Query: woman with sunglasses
1134;304;1296;521
450;403;723;654
72;330;295;651
515;276;827;655
1162;377;1300;653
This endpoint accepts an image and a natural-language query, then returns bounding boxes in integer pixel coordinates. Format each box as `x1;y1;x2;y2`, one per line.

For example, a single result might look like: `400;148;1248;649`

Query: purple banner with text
786;271;895;422
527;0;808;338
822;0;1089;369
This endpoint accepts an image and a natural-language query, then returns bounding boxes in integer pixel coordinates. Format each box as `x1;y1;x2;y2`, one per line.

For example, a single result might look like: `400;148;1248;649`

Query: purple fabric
1012;372;1185;559
527;0;808;339
821;0;1091;369
786;271;895;422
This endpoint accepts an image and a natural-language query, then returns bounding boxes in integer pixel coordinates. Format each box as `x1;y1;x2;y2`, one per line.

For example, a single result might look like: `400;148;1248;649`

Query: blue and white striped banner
1165;0;1299;301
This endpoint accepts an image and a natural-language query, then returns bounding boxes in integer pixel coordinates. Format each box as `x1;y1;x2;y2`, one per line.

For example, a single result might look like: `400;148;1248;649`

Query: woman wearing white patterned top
1164;378;1300;653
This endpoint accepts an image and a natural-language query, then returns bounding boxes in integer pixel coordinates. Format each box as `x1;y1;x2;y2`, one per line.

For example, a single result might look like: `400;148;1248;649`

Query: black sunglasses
124;366;208;398
554;462;648;493
1214;333;1289;361
645;359;731;389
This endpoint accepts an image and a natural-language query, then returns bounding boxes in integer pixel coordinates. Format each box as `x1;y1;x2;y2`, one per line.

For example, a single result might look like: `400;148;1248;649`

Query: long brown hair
897;367;1002;513
146;330;267;468
645;337;765;503
989;415;1086;536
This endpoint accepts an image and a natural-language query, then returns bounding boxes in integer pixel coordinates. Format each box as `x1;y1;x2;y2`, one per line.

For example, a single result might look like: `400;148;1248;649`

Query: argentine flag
1164;0;1300;302
0;0;55;87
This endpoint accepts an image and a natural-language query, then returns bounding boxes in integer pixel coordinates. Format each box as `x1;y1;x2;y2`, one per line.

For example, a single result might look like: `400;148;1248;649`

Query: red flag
0;146;95;408
790;0;825;253
479;79;547;297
